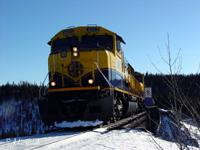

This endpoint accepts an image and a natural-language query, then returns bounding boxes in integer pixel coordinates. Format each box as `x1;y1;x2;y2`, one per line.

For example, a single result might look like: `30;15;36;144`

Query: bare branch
151;34;200;149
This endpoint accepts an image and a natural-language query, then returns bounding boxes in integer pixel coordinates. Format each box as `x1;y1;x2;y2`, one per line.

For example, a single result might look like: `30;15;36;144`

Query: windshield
51;35;113;54
51;36;79;54
81;35;113;50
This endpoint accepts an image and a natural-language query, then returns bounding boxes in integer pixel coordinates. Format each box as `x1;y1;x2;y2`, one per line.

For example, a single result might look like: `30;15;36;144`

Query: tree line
0;81;40;101
145;73;200;118
0;74;199;117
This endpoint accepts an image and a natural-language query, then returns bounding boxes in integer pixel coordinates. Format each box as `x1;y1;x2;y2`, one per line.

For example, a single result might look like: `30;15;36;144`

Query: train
39;26;150;126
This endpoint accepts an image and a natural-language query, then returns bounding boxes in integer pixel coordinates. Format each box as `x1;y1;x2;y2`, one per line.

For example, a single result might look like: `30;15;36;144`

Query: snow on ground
54;120;103;128
0;131;80;150
0;108;199;150
37;128;181;150
182;120;200;146
0;125;199;150
36;127;200;150
157;109;200;148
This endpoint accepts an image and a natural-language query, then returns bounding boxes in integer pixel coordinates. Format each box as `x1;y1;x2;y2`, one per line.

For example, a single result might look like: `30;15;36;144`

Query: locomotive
40;26;146;125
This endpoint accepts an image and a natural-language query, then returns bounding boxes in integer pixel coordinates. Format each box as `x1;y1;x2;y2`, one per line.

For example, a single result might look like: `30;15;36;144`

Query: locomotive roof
48;26;125;45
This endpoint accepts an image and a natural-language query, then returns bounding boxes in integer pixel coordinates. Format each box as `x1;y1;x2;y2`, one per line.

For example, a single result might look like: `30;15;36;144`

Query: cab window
116;38;122;52
51;36;79;54
50;35;113;54
80;35;113;50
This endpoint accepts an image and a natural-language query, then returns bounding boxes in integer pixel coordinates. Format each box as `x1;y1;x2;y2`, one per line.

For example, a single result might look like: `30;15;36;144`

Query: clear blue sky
1;0;200;85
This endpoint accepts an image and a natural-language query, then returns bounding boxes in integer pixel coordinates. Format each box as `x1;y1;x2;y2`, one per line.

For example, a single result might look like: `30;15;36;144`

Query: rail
30;111;147;149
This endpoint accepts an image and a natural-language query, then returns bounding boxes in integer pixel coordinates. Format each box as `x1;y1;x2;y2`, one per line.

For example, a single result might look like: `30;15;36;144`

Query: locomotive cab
47;27;129;90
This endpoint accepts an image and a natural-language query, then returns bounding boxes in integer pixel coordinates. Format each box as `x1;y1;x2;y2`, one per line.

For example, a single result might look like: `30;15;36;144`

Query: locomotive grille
68;61;84;77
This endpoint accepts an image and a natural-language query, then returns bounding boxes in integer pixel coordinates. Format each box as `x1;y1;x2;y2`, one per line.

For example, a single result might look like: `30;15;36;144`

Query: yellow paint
48;86;101;92
48;26;144;97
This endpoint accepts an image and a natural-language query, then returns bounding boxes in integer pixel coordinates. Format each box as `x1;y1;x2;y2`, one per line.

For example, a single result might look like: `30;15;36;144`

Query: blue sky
1;0;200;85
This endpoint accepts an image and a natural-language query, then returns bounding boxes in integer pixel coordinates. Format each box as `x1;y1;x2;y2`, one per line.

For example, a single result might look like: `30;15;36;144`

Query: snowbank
0;109;199;150
157;109;199;148
0;98;44;139
30;128;199;150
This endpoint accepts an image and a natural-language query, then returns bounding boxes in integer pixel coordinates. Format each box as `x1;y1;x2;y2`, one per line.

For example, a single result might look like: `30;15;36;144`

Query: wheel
113;96;124;121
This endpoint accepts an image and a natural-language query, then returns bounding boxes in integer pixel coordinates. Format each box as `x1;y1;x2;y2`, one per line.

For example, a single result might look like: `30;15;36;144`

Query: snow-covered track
0;111;147;150
30;128;107;150
44;126;94;134
105;111;147;130
29;112;147;149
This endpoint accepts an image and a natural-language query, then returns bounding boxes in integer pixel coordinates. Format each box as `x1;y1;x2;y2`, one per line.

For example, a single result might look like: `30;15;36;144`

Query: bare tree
151;34;200;149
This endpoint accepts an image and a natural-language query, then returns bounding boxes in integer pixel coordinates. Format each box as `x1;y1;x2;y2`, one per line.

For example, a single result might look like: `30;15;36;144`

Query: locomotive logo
68;61;84;77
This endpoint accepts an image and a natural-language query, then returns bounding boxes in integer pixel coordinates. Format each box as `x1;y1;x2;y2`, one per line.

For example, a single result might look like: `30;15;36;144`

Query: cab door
115;36;124;73
114;36;125;89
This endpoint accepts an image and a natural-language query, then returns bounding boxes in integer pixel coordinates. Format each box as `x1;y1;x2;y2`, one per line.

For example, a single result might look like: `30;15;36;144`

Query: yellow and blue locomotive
41;26;145;125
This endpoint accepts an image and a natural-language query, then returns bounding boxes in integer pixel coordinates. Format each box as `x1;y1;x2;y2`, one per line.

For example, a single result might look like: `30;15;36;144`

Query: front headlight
72;47;79;57
50;81;56;87
88;79;94;84
73;47;78;52
73;52;78;57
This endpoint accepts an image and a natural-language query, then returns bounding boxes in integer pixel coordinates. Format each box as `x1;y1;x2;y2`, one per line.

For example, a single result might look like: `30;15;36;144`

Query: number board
144;87;152;98
87;27;100;32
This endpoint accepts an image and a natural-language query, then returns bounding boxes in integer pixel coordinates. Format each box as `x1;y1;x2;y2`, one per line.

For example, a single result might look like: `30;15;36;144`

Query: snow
54;120;103;128
0;103;199;150
0;131;80;150
157;109;199;148
36;128;181;150
0;128;196;150
0;123;199;150
33;127;199;150
0;98;44;138
182;120;200;146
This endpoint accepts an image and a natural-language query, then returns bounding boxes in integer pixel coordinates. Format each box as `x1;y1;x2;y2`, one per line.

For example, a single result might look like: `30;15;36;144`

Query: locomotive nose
68;61;84;78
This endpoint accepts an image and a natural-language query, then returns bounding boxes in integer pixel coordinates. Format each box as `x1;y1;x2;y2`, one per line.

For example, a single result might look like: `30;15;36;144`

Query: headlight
73;47;78;52
72;47;79;57
50;81;56;87
88;79;94;84
73;52;78;57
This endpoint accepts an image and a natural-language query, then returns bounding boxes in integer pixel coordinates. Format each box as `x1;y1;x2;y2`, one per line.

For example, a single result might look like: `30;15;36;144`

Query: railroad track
0;111;147;150
47;111;147;132
105;111;147;130
31;111;147;149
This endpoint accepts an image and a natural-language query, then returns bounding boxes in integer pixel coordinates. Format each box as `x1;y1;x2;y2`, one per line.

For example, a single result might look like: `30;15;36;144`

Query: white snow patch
1;107;199;150
157;109;199;148
54;120;103;128
182;120;200;145
34;129;193;150
0;131;80;150
159;108;170;112
0;124;199;150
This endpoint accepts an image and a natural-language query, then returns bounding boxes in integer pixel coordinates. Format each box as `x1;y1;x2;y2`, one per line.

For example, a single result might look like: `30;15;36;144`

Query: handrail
39;73;49;100
94;62;113;88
